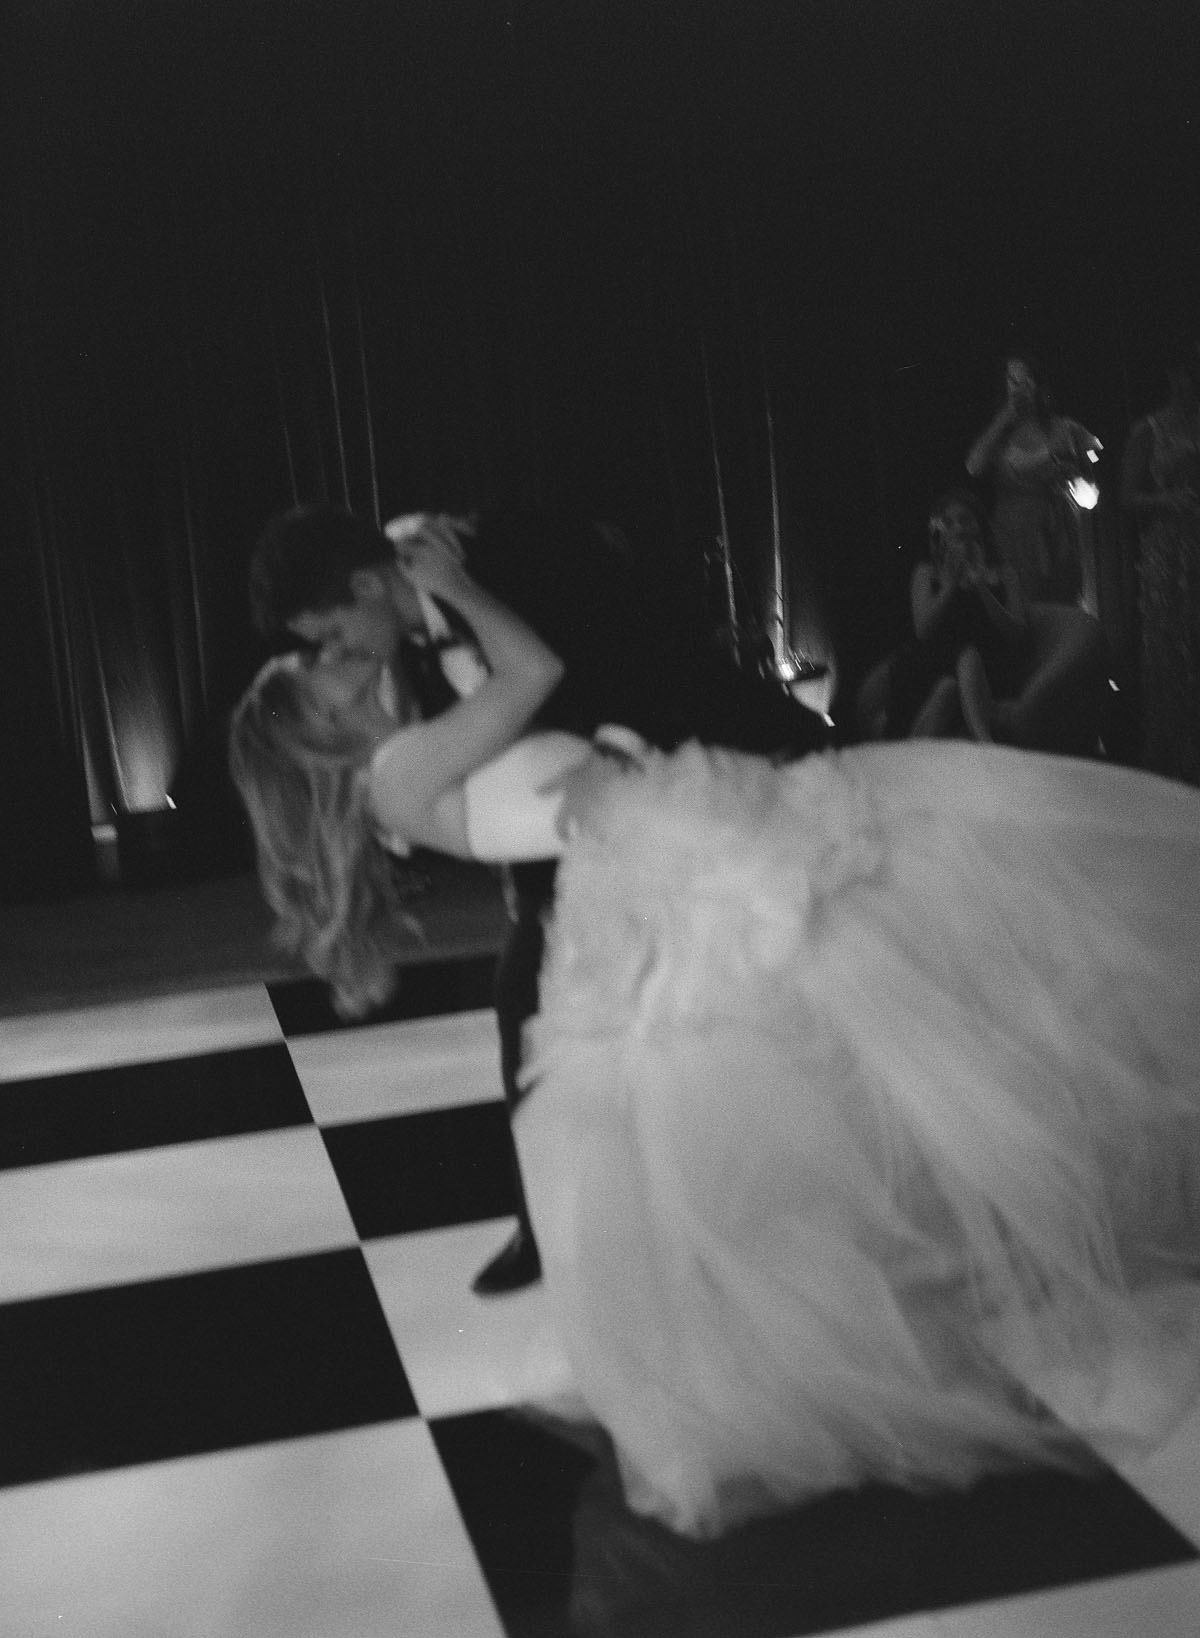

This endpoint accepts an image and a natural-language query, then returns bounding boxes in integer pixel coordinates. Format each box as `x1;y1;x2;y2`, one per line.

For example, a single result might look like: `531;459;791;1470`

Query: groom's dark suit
460;507;833;752
422;507;832;1290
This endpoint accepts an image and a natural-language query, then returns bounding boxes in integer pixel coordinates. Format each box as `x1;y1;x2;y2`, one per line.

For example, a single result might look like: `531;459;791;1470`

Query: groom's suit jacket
454;507;832;760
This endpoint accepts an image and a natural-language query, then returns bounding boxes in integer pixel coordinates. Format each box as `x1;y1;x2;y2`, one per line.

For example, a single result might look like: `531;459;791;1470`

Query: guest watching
1120;336;1200;785
966;353;1101;605
856;490;1025;741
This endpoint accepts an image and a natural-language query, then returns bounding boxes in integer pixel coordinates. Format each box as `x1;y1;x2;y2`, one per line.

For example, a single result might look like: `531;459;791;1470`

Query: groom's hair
249;503;394;638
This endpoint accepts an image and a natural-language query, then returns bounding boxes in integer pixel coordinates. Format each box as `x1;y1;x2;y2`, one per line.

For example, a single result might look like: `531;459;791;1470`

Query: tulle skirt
515;740;1200;1538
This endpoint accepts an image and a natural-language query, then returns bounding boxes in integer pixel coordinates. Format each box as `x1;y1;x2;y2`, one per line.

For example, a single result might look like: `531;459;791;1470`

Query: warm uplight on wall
111;687;179;815
790;670;837;719
776;607;837;720
777;649;836;719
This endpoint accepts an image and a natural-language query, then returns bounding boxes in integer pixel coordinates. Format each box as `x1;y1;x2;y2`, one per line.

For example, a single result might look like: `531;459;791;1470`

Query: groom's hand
546;743;644;842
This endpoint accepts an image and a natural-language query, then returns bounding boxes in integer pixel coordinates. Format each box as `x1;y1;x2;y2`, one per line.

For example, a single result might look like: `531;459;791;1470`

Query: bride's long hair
228;654;418;1016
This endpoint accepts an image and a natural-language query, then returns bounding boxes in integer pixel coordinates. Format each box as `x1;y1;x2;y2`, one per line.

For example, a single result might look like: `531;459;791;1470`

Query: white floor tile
1111;1395;1200;1549
0;1128;357;1301
0;1420;504;1638
790;1616;943;1638
933;1561;1200;1637
287;1009;501;1125
365;1218;579;1419
0;986;282;1082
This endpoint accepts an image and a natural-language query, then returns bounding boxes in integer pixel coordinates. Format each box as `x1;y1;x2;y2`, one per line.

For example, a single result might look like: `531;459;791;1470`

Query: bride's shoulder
364;727;423;850
367;722;422;784
366;722;481;858
366;723;432;799
365;721;451;830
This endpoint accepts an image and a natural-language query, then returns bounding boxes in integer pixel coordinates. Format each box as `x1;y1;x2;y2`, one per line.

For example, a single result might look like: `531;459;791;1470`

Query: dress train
515;741;1200;1537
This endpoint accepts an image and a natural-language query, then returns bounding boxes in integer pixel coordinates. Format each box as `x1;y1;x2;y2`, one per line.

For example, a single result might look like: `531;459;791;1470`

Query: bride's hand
392;527;477;603
385;512;474;564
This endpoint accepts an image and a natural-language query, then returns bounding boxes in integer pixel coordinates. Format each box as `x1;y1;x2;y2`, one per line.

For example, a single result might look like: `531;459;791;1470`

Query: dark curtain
5;1;1199;900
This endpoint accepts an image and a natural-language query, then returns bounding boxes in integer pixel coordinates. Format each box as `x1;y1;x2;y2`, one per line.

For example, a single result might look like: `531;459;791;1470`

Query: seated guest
856;489;1107;752
883;488;1027;741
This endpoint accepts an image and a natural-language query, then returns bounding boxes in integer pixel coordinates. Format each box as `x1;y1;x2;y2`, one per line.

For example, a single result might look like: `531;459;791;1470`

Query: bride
230;524;1200;1539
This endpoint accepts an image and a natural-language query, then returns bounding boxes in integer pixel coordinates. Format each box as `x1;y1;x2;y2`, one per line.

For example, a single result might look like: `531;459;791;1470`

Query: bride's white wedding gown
459;732;1200;1538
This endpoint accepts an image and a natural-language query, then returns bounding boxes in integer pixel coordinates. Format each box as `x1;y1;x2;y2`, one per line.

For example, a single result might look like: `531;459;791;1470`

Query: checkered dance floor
3;956;1199;1636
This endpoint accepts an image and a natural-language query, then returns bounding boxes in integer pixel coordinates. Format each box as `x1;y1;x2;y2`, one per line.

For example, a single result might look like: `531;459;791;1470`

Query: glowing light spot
111;678;179;813
1067;476;1100;510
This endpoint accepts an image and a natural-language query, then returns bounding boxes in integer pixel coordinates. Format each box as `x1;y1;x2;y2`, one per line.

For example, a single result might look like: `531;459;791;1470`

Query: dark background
4;0;1199;898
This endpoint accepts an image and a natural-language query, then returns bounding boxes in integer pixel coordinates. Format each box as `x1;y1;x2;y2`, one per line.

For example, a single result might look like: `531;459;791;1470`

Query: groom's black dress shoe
471;1228;542;1296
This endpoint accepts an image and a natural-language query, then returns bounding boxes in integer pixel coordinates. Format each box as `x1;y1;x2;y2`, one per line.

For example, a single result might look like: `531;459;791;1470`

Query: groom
249;502;831;1292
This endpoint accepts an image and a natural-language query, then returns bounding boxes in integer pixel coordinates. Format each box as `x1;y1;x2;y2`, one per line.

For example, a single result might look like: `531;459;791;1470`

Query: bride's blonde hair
228;654;418;1016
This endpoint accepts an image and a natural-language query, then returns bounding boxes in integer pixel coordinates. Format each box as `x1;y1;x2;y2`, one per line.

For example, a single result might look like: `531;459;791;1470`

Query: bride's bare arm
370;533;564;841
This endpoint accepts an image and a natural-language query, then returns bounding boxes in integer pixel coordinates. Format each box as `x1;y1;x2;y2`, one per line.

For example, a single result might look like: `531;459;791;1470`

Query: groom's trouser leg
493;861;557;1244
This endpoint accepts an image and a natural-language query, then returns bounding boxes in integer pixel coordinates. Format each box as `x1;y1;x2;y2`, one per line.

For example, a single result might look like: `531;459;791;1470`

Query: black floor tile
267;954;498;1036
434;1408;1199;1638
0;1249;416;1488
321;1103;518;1238
432;1409;594;1636
0;1045;312;1171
